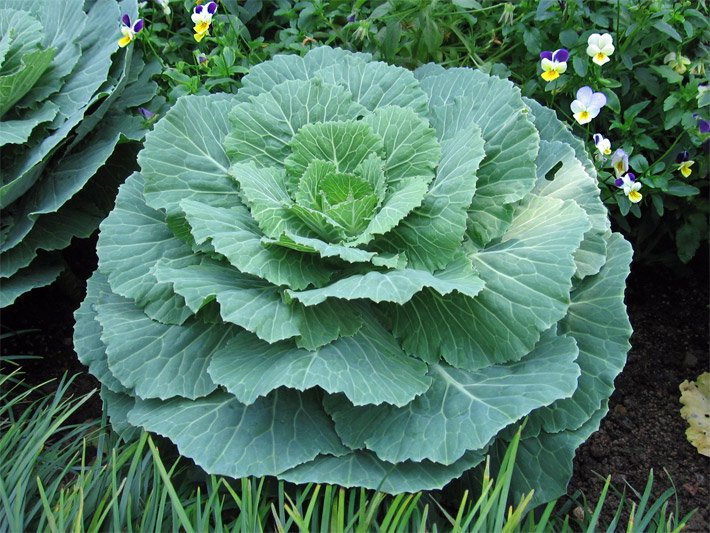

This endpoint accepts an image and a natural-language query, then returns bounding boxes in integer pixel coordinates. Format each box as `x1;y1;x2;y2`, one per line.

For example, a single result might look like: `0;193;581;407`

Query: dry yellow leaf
679;371;710;457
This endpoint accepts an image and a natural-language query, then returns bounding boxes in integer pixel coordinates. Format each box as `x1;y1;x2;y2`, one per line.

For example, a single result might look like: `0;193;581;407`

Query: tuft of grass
0;369;696;531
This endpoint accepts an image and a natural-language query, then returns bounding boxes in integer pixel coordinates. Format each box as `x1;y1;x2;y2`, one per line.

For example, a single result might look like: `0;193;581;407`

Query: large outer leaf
238;47;372;100
141;95;240;217
524;97;596;178
208;316;430;407
503;401;609;505
0;101;58;147
392;194;590;369
281;449;486;494
0;0;119;208
325;331;579;465
74;271;129;394
418;68;539;247
128;389;348;478
96;288;236;401
98;173;194;325
525;233;632;435
0;252;62;307
286;256;483;306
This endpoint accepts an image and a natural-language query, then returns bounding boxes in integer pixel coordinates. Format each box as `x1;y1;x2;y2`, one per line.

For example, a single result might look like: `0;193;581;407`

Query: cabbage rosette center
76;47;632;501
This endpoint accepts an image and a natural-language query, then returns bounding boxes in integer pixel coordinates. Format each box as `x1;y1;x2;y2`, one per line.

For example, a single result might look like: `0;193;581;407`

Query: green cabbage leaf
0;0;159;306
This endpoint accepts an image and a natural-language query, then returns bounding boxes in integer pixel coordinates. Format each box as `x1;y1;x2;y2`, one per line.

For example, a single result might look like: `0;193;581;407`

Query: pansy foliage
0;0;159;306
76;47;632;503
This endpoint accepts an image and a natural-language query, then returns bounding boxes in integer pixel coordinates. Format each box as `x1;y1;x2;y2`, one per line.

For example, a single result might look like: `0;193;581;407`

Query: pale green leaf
0;101;57;147
315;55;429;115
532;140;610;278
140;95;241;217
361;106;439;187
281;449;485;494
127;389;348;478
524;97;596;177
208;316;429;407
238;46;372;100
373;123;485;270
393;195;590;369
96;289;236;401
0;47;55;116
526;233;632;435
225;78;366;168
180;199;332;290
0;252;62;307
152;257;300;343
421;69;538;247
501;401;609;505
286;255;483;306
326;331;579;464
74;271;129;393
285;120;384;178
98;173;195;325
262;232;404;268
229;161;304;238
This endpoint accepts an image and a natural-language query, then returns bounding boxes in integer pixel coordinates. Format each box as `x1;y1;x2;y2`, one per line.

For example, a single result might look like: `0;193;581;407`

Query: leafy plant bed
1;238;708;529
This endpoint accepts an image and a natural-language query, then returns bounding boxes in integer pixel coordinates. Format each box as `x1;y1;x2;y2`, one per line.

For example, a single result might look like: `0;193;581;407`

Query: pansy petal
614;178;623;187
576;86;593;104
598;33;613;48
194;5;203;13
540;58;555;71
570;100;585;114
553;49;569;62
556;62;567;74
122;14;131;26
601;43;615;55
588;92;607;110
133;19;144;33
587;33;601;47
593;133;602;144
207;2;218;14
540;51;553;61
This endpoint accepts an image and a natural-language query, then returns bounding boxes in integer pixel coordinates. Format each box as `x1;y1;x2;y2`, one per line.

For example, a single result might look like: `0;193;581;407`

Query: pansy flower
693;114;710;135
570;86;606;125
664;52;691;75
118;15;144;48
675;151;695;178
191;1;217;42
614;173;642;203
610;148;629;176
593;133;612;157
586;33;614;66
539;49;569;82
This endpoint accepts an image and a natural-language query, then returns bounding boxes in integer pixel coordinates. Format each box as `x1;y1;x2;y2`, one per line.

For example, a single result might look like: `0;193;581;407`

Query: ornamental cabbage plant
0;0;158;306
75;47;632;502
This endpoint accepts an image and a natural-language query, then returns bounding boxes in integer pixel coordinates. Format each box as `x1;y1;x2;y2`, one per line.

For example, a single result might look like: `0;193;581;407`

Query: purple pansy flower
138;107;156;120
118;15;143;48
693;114;710;134
539;49;569;82
192;1;217;42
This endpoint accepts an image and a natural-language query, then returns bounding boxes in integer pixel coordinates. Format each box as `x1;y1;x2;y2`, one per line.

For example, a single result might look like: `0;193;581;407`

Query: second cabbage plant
76;47;632;502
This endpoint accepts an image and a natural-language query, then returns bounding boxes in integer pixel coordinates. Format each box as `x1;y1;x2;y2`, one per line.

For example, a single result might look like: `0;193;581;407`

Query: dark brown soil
569;255;710;531
2;236;708;530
